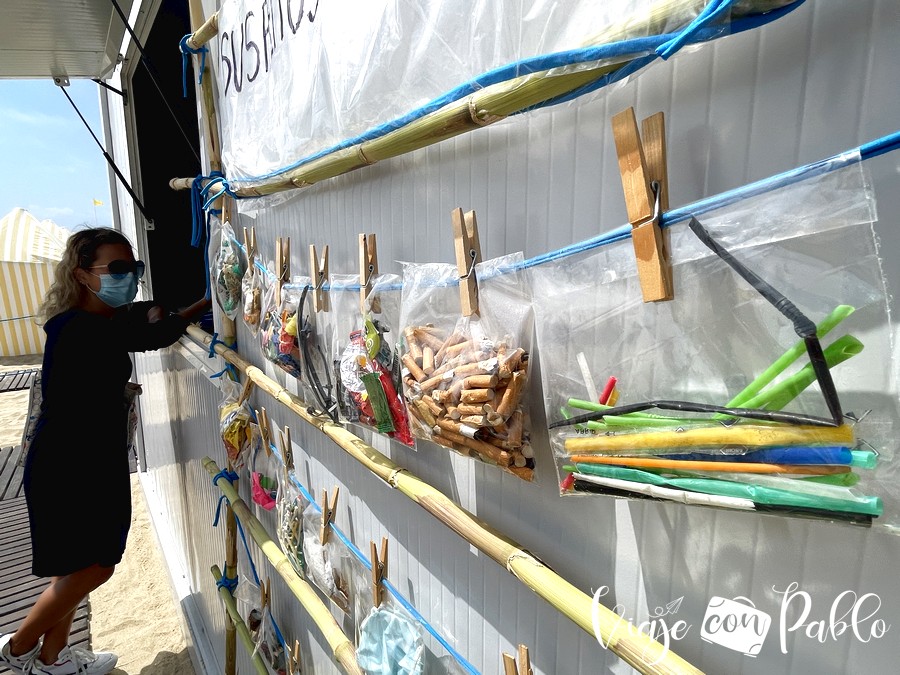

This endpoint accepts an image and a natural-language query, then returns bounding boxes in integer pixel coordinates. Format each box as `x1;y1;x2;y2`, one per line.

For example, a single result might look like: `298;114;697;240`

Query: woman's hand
177;296;213;322
146;305;166;323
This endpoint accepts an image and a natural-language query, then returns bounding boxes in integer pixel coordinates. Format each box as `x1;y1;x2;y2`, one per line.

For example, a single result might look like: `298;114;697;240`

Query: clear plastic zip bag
212;220;245;320
301;498;353;614
399;253;535;481
530;156;898;528
276;462;307;577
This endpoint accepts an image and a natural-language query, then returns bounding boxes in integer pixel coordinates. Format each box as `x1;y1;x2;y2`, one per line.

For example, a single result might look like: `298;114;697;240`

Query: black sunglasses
88;260;146;280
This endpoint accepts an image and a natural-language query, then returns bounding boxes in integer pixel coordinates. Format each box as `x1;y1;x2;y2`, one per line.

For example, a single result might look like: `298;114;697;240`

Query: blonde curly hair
38;228;134;324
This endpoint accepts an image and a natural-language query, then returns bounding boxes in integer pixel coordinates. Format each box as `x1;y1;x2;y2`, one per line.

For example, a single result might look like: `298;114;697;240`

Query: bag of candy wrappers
217;378;258;471
330;274;414;446
211;220;244;320
259;280;310;381
398;253;535;481
301;498;352;614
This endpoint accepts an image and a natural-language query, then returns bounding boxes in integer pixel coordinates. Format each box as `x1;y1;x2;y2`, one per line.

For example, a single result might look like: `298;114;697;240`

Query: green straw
724;304;855;409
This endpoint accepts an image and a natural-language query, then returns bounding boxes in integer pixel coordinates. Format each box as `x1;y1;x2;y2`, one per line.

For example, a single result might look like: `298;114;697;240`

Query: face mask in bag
90;272;139;308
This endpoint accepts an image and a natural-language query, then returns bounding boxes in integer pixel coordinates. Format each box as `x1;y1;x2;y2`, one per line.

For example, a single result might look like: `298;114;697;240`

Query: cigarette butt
422;394;443;417
456;403;487;416
432;389;454;404
460;388;492;404
486;411;504;427
498;348;525;379
463;374;498;389
436;428;512;466
422;346;435;374
520;443;533;459
507;409;523;446
403;327;423;364
414;329;444;352
445;339;474;360
506;465;534;481
496;371;525;418
435;418;479;439
411;398;437;428
401;353;428;382
435;332;467;365
460;414;486;426
512;452;527;468
454;357;499;379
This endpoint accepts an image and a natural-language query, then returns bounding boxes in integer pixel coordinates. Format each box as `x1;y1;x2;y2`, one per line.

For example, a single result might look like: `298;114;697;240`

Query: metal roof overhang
0;0;139;81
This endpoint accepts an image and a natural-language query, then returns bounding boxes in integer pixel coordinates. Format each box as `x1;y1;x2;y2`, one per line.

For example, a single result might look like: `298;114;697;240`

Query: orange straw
569;455;850;475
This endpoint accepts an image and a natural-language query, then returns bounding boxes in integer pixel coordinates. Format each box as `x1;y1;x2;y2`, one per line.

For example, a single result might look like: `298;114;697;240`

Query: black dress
23;302;189;577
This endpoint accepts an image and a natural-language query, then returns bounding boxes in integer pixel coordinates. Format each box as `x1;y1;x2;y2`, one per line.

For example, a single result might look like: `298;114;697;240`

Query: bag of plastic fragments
399;252;535;481
301;498;352;614
217;378;255;471
242;255;265;335
250;441;280;511
277;459;307;577
330;274;414;445
531;158;898;528
356;601;425;675
259;279;310;381
212;220;245;320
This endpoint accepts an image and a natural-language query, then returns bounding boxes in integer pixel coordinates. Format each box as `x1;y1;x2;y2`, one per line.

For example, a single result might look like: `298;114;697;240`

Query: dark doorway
130;0;206;312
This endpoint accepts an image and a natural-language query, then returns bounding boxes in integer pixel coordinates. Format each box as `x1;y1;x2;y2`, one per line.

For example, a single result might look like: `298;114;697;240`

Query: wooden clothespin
237;376;254;407
288;639;301;675
256;406;272;457
259;577;271;613
243;226;257;267
451;207;482;317
320;487;339;545
611;107;674;302
502;644;533;675
359;233;379;314
279;426;294;472
275;236;291;305
371;536;388;608
308;244;329;313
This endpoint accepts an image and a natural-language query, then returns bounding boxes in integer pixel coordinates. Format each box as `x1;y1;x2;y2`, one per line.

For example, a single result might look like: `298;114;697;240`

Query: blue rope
211;470;241;592
265;441;480;674
179;34;207;97
230;1;801;187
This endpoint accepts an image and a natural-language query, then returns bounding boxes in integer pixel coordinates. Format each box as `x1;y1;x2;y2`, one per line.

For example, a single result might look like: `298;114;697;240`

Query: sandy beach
0;355;197;675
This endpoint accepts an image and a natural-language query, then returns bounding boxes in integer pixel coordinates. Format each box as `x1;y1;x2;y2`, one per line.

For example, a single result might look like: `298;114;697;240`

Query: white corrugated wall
118;1;900;673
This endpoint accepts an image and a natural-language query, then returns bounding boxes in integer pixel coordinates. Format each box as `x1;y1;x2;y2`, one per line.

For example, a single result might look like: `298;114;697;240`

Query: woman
0;228;210;675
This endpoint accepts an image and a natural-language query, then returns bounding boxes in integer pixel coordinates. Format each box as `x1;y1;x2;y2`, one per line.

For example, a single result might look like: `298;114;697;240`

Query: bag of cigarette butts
529;158;898;528
331;273;415;447
398;253;535;481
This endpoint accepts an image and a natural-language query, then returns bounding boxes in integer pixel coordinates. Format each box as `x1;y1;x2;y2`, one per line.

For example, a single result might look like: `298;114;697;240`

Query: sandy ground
1;355;197;675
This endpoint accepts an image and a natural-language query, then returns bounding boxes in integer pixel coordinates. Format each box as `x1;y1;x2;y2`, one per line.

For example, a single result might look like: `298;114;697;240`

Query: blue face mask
89;272;139;308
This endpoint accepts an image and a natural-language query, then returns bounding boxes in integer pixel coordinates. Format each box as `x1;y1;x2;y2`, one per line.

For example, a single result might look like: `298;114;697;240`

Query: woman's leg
6;564;115;661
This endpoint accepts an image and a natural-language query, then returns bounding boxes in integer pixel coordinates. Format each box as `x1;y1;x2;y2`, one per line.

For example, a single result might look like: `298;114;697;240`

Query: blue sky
0;79;113;231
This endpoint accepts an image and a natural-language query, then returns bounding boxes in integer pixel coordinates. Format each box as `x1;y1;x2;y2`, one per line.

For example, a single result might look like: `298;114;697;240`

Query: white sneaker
30;645;118;675
0;633;40;675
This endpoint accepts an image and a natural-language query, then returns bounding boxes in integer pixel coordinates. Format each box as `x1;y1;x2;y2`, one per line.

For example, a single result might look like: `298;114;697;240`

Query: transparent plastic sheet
216;378;256;471
250;443;280;511
214;0;745;191
277;464;307;577
234;573;286;674
242;261;265;336
259;280;311;381
398;254;535;482
331;273;415;447
213;220;245;320
300;500;352;615
529;158;900;529
356;599;425;675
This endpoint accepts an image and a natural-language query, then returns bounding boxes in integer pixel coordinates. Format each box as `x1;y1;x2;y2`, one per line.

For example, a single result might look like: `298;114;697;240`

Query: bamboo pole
186;11;218;50
211;565;269;675
188;325;703;675
172;1;795;199
206;458;363;675
187;0;236;345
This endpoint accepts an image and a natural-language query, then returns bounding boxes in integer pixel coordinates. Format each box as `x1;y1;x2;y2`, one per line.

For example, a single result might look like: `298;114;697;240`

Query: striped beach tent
0;208;71;356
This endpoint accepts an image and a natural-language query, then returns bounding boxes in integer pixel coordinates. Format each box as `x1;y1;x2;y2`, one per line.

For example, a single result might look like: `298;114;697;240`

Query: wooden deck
0;446;91;673
0;369;39;394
